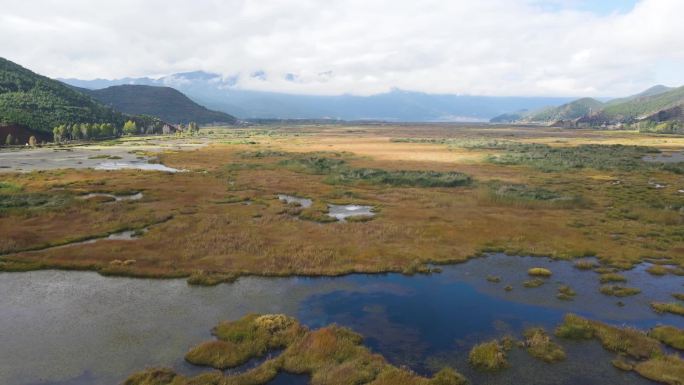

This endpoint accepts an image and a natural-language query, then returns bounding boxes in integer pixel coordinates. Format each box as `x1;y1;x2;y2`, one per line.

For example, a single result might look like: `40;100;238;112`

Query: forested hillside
0;57;124;132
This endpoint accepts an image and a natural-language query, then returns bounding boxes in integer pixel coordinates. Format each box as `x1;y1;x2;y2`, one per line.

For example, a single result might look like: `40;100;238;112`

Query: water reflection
1;254;681;385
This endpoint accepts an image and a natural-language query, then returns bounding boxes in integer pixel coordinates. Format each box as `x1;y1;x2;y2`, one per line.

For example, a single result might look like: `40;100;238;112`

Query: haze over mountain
80;85;237;125
60;72;576;122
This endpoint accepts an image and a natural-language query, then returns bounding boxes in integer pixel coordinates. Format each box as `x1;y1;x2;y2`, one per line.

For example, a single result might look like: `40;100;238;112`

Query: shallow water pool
1;254;681;385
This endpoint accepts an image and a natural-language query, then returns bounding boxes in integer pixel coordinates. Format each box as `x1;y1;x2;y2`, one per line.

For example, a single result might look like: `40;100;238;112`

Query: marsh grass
0;191;73;212
600;285;642;297
477;182;589;209
468;340;509;371
634;355;684;385
487;143;659;172
650;326;684;350
528;267;552;277
522;328;566;363
186;271;238;286
651;302;684;316
647;264;669;276
573;260;597;270
555;314;661;360
345;214;375;223
280;155;471;187
599;273;627;283
523;278;546;288
185;314;305;369
557;285;576;300
126;314;468;385
299;202;338;223
2;127;683;281
612;357;635;371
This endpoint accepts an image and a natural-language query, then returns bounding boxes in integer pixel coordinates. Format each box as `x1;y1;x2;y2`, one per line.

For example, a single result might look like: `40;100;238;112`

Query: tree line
2;120;203;146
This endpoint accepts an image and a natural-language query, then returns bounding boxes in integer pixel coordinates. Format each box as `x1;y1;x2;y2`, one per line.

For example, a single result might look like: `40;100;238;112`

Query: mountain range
491;85;684;131
0;57;125;132
78;85;237;125
60;72;578;122
0;57;237;142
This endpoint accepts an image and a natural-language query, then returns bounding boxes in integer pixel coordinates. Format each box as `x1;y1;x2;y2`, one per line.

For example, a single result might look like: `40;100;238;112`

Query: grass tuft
528;267;552;277
468;340;508;371
599;285;642;297
523;328;566;363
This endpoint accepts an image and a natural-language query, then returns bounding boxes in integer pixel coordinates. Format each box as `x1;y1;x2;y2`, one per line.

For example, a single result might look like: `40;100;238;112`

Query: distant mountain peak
82;84;236;124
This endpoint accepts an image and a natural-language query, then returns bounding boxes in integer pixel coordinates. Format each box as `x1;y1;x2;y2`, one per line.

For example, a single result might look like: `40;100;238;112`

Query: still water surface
1;254;682;385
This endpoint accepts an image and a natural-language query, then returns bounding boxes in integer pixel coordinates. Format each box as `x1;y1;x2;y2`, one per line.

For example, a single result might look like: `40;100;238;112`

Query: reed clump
468;340;509;371
522;328;566;363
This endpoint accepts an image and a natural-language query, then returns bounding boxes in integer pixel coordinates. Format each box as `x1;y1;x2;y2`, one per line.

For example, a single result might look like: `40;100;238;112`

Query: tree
90;124;101;138
70;124;81;140
188;122;199;135
53;125;63;142
5;133;13;146
28;136;37;147
80;123;91;139
123;120;138;135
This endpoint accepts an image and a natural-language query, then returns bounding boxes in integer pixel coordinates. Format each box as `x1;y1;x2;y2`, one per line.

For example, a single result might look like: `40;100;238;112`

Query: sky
1;0;682;97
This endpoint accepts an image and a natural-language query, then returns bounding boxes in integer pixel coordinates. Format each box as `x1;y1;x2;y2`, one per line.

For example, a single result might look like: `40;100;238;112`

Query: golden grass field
1;125;683;281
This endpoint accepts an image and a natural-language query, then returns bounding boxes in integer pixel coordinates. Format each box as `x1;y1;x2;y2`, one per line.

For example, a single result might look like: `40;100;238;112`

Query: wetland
1;125;683;385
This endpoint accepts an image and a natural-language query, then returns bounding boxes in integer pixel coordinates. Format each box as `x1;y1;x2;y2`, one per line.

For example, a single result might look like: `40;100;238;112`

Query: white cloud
0;0;682;96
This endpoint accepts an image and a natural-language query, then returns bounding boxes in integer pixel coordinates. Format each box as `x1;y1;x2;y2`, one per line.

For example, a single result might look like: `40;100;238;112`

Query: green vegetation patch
523;278;546;288
647;264;669;276
634;355;684;385
487;143;659;172
468;340;509;371
650;326;684;350
599;273;627;283
573;260;597;270
599;285;642;297
479;182;589;209
528;267;552;277
125;313;468;385
651;302;684;316
0;191;72;212
555;314;661;360
280;155;471;187
557;285;576;301
522;328;566;363
185;314;305;369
